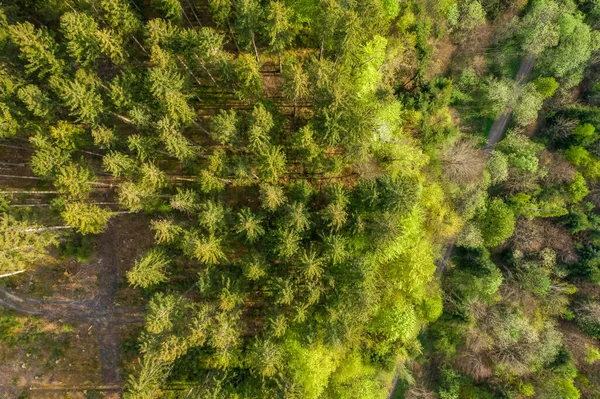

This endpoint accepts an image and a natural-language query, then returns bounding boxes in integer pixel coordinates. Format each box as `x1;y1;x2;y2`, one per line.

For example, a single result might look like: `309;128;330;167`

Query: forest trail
391;54;536;399
436;53;535;274
486;54;535;147
0;217;145;394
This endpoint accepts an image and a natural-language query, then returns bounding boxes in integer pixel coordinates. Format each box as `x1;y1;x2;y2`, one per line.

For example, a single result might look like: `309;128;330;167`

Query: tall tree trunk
113;112;134;125
251;33;260;64
0;270;26;279
320;39;324;61
183;0;202;26
279;52;282;74
0;190;59;194
23;226;73;233
293;98;297;118
228;22;240;53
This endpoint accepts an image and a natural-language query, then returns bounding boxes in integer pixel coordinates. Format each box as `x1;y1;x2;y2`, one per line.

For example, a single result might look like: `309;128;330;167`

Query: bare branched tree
440;139;487;185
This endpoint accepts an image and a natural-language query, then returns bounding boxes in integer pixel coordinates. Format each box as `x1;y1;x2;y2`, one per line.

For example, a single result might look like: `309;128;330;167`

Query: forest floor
0;215;154;398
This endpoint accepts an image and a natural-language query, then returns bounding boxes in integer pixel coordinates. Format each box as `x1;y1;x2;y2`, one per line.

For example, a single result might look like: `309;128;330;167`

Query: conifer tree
51;70;104;124
0;214;58;274
265;2;293;72
283;61;309;117
60;12;100;66
127;248;170;288
16;85;52;119
55;163;95;201
8;22;63;78
234;0;263;63
61;202;113;235
0;103;18;138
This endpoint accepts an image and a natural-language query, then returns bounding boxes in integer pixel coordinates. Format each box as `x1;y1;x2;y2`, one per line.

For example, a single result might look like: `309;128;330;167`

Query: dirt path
486;54;535;148
389;54;537;399
0;217;146;394
436;54;536;272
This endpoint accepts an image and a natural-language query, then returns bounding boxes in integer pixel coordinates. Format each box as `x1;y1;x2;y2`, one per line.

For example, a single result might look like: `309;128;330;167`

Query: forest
0;0;599;398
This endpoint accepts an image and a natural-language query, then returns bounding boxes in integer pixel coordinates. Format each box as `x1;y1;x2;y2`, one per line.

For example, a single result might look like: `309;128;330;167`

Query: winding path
435;53;535;276
388;54;536;399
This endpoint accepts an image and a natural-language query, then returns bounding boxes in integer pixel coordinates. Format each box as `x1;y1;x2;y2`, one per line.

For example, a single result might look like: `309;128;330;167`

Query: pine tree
157;117;195;161
151;219;184;244
16;85;52;119
265;1;293;73
55;163;95;201
29;134;71;177
193;234;227;264
248;103;273;152
282;61;309;117
153;0;184;23
95;28;125;65
0;102;18;138
247;338;283;377
51;70;104;124
259;183;286;211
235;208;265;242
8;22;63;78
99;0;142;37
210;109;239;145
61;202;113;235
208;0;232;28
92;126;117;149
198;200;226;233
234;0;263;63
127;248;170;288
258;145;286;183
103;152;137;177
233;53;263;100
60;12;100;66
274;227;301;259
169;189;197;213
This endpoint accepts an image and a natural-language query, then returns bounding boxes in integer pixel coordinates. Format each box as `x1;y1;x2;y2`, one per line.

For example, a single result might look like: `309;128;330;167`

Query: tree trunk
0;190;59;194
320;39;324;61
23;226;73;233
279;52;282;74
293;98;297;118
0;174;43;180
228;23;240;53
0;144;32;151
184;0;202;26
113;112;134;125
0;270;26;279
251;33;260;64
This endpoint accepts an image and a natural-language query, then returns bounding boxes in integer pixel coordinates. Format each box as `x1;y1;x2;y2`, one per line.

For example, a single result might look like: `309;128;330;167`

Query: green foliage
0;102;18;138
60;12;100;66
8;22;63;78
4;1;598;397
513;83;544;126
61;202;113;235
0;214;58;274
534;76;559;98
496;132;543;173
569;173;589;203
565;146;600;178
477;198;516;247
127;249;170;288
